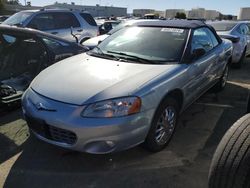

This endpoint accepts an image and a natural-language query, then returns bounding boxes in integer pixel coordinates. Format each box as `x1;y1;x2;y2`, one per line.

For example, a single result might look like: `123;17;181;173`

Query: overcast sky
24;0;250;15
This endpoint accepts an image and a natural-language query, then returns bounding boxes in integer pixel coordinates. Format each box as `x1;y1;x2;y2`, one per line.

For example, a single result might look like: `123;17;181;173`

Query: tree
175;12;186;19
5;0;19;5
0;0;4;13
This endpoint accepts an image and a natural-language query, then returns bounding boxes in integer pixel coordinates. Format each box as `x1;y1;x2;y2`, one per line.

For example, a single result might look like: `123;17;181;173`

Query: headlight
81;97;141;118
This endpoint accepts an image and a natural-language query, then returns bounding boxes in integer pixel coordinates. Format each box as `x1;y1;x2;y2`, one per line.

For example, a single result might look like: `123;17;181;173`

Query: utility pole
24;0;27;6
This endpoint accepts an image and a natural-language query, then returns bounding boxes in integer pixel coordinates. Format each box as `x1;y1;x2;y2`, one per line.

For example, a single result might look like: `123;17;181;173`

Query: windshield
209;22;237;31
95;26;188;63
2;12;33;26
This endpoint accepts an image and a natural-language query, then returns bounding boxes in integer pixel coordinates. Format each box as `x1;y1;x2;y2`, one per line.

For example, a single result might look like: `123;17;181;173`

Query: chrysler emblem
35;102;56;112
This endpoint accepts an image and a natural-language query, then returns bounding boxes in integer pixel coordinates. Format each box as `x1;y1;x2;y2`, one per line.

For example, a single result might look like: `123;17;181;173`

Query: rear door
27;12;81;42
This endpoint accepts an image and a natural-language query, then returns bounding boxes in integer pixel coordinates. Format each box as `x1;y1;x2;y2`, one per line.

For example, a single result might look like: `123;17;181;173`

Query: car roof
18;9;90;14
0;25;74;43
122;19;206;29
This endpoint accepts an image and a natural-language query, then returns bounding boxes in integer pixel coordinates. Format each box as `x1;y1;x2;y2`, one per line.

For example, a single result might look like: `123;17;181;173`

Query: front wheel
144;97;179;152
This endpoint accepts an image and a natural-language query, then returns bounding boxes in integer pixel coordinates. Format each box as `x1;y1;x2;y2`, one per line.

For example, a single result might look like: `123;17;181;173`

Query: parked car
99;20;121;35
22;20;232;154
2;9;98;44
208;94;250;188
0;15;10;24
0;25;87;107
82;19;152;50
208;21;250;68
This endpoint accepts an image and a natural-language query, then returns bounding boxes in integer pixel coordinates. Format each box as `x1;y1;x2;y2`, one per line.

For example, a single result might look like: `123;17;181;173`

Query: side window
80;13;97;26
53;12;80;29
191;28;214;53
247;24;250;35
42;37;63;51
237;24;249;35
28;13;56;31
206;28;219;47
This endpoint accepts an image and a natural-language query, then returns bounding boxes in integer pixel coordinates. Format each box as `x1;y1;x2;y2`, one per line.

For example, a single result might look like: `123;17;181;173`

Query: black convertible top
131;19;207;29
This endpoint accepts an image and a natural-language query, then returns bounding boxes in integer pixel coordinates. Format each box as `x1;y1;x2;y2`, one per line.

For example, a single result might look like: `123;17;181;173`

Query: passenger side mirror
192;48;206;59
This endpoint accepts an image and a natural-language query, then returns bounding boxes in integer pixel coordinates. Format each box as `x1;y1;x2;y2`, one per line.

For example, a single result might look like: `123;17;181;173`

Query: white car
2;9;98;44
209;21;250;68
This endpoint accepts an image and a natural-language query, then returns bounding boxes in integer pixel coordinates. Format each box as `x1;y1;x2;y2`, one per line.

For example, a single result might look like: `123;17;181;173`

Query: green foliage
175;12;187;19
0;0;4;12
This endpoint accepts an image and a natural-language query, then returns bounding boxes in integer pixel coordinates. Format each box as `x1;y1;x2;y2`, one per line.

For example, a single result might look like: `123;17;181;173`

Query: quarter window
80;13;97;26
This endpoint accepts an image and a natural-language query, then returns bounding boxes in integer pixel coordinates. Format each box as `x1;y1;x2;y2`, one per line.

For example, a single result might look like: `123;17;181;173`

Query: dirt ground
1;58;250;188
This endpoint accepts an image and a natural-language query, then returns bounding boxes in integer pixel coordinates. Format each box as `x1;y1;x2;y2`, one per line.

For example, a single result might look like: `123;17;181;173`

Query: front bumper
22;88;154;154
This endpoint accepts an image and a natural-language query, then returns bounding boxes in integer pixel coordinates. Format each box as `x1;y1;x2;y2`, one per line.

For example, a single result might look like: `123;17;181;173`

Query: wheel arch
156;89;184;114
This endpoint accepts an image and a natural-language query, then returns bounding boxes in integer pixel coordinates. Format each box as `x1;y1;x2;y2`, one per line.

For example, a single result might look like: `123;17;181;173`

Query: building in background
154;10;165;18
205;10;220;20
165;9;185;19
45;2;127;17
133;9;155;17
238;7;250;20
2;3;41;14
186;8;206;19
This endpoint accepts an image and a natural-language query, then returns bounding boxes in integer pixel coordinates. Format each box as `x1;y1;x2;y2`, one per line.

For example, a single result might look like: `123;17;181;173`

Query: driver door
185;27;219;102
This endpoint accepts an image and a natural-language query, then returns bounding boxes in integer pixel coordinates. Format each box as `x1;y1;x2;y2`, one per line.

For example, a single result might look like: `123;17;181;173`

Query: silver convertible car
22;20;232;154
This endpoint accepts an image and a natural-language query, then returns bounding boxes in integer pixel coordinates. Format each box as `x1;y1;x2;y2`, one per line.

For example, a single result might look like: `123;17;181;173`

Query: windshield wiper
106;51;157;64
89;47;120;60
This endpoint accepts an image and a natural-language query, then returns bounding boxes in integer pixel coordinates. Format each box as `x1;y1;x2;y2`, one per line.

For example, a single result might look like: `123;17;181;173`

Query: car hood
31;53;179;105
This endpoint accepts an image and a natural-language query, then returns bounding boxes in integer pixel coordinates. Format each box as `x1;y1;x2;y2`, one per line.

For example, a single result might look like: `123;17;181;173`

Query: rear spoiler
219;34;240;43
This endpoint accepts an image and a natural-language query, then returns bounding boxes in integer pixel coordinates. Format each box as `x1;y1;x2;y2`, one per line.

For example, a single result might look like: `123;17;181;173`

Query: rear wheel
213;64;229;92
233;48;246;69
208;114;250;188
144;97;179;152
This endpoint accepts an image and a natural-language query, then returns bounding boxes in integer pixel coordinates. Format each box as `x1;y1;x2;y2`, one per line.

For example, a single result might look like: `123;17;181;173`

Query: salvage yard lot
1;58;250;188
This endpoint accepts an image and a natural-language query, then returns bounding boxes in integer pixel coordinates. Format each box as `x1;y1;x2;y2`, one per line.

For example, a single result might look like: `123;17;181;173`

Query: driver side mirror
192;48;206;59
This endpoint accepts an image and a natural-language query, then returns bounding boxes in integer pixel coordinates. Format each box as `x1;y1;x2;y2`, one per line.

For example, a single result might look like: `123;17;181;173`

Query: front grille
26;116;77;145
49;126;77;145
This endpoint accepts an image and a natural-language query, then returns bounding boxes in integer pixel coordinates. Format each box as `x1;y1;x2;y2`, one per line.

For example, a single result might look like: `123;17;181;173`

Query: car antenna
71;27;78;43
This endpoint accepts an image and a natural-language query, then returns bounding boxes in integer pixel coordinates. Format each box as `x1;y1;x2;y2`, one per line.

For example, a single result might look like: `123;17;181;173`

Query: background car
0;15;10;24
2;9;98;44
22;20;232;154
0;25;87;107
99;20;121;35
208;21;250;68
82;19;153;50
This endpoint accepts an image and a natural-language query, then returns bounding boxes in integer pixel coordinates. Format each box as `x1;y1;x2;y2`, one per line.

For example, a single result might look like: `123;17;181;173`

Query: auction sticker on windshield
161;28;184;33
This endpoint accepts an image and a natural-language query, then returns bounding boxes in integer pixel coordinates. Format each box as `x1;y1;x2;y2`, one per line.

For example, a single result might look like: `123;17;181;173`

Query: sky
24;0;250;15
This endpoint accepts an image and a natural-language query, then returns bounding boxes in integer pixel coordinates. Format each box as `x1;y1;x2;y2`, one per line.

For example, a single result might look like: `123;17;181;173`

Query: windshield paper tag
161;28;184;33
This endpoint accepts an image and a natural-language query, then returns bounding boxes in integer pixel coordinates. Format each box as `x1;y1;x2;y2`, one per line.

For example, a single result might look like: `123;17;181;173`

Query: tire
144;97;179;152
233;48;246;69
208;114;250;188
213;64;229;92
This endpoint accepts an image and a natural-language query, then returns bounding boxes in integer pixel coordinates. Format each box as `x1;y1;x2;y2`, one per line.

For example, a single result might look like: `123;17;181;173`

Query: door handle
51;32;58;35
77;29;83;32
